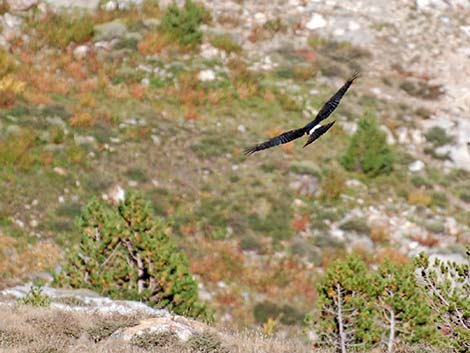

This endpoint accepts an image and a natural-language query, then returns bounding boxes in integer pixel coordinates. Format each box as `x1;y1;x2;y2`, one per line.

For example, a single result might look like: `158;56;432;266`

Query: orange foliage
190;241;244;283
370;223;390;244
235;82;257;100
29;71;70;95
376;247;411;265
23;90;53;105
263;89;275;102
86;50;100;74
79;78;99;93
280;142;294;154
70;111;95;128
130;83;146;100
65;61;87;80
215;289;241;306
411;233;440;247
292;214;309;232
207;89;226;105
138;32;171;56
79;92;98;108
184;104;199;121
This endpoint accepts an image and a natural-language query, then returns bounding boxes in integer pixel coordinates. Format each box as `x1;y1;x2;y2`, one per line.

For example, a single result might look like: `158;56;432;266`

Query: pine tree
310;256;380;352
54;191;209;319
341;113;393;177
372;261;437;353
414;249;470;352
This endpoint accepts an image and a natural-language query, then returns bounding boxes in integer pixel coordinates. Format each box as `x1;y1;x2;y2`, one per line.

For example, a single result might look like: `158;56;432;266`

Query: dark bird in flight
244;73;359;155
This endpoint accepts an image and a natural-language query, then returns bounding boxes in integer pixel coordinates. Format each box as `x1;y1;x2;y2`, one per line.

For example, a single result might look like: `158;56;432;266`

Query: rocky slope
0;0;469;334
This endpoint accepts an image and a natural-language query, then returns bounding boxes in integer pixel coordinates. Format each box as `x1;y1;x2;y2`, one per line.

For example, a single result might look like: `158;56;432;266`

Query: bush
414;249;470;352
309;256;437;353
209;34;241;54
17;286;51;307
424;126;454;147
54;191;209;319
35;11;94;49
341;114;394;177
161;0;210;48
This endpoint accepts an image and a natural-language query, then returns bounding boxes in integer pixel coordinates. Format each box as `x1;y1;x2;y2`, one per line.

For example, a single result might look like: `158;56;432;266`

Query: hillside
0;0;469;350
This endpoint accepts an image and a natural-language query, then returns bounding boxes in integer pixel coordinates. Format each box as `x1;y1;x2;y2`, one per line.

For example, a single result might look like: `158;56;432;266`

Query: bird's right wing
303;121;335;148
244;128;306;155
308;72;359;127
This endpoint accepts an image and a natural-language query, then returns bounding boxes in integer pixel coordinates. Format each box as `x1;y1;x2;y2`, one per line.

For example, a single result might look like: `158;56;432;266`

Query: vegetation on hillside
307;253;469;353
0;1;469;350
54;192;209;319
341;114;394;177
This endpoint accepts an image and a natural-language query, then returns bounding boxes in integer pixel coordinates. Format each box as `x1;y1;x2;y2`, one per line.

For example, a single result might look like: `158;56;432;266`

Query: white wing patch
309;124;323;135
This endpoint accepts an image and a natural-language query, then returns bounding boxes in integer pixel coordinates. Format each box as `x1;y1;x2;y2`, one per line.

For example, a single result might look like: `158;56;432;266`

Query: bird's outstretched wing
307;72;359;129
244;127;306;155
303;121;335;148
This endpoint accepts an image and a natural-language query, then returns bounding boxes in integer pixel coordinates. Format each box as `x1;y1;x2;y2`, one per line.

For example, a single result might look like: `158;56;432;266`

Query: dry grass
0;304;315;353
0;304;451;353
408;189;432;207
0;236;61;280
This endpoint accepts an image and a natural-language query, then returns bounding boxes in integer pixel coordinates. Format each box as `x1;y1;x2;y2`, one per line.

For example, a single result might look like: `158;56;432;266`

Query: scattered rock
409;160;425;173
73;45;89;60
106;184;125;204
6;0;39;11
45;0;100;9
158;0;184;9
142;18;161;28
198;69;216;82
112;316;213;342
305;13;327;30
289;174;319;196
53;166;67;176
102;0;117;11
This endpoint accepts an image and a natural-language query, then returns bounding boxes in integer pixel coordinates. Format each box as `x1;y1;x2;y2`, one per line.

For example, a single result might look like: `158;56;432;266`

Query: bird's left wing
303;121;335;148
307;72;359;129
244;127;306;155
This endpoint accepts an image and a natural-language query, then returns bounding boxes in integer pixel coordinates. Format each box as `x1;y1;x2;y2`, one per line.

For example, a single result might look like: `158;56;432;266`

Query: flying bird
244;72;359;155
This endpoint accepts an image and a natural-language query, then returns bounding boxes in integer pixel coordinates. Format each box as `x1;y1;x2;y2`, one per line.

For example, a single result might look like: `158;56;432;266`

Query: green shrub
341;114;394;177
54;191;209;319
339;218;371;235
35;11;94;49
209;34;241;54
161;0;210;48
17;286;51;307
424;126;454;147
309;256;437;352
307;256;380;351
415;248;470;352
